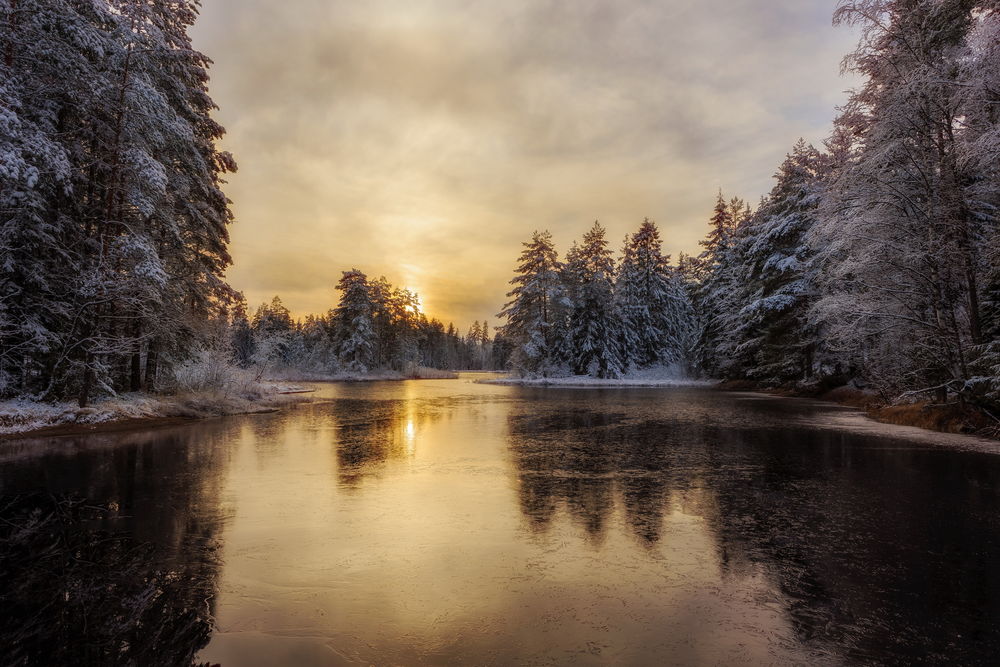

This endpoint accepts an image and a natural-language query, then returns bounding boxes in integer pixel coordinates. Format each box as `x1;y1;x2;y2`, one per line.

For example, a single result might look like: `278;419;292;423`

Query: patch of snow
0;383;310;437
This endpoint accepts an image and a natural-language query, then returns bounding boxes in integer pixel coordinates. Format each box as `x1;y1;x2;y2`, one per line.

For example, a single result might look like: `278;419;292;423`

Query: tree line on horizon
499;1;1000;410
234;282;507;377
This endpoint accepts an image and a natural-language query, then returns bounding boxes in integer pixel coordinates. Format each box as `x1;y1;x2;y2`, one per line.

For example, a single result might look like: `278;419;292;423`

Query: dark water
2;375;1000;665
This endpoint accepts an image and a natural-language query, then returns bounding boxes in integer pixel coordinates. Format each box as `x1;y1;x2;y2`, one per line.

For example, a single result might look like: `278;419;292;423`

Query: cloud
192;0;858;326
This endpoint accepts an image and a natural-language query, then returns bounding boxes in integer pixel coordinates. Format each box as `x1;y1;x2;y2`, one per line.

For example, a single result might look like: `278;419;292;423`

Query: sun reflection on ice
404;419;416;455
402;381;418;456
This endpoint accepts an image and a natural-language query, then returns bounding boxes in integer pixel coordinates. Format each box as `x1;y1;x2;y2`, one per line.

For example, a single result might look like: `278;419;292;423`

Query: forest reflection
330;392;446;487
699;428;1000;664
507;397;1000;663
511;407;662;543
507;404;721;547
0;423;236;665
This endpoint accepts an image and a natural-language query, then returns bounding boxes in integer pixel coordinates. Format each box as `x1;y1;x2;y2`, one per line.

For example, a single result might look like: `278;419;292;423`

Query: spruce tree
0;0;236;402
333;270;376;372
567;222;624;378
616;219;692;370
691;192;743;377
729;140;825;385
497;231;563;376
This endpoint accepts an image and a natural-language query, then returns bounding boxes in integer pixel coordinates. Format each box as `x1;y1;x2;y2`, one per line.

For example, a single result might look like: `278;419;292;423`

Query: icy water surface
2;375;1000;665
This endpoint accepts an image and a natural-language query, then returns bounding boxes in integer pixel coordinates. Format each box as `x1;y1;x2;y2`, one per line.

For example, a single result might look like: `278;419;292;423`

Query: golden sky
191;0;857;328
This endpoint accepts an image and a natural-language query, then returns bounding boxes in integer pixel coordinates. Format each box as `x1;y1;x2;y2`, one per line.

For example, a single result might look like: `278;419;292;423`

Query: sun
404;291;422;315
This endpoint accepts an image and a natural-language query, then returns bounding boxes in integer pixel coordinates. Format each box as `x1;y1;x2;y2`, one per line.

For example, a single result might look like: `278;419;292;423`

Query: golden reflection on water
196;379;816;666
404;377;418;456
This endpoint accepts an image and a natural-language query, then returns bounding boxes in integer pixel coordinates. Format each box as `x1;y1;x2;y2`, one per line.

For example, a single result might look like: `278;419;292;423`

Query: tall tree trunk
143;338;158;392
4;0;17;68
130;321;142;392
966;254;983;345
79;352;94;408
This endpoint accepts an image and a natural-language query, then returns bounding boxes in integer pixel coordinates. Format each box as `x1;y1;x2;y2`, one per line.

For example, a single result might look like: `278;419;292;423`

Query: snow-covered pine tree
709;199;757;380
250;296;293;369
497;230;564;377
553;241;584;368
65;0;176;404
294;314;336;371
444;322;460;369
229;300;255;367
616;219;692;371
0;0;114;399
728;140;826;385
417;317;445;370
126;0;237;391
367;276;394;369
691;192;747;377
0;1;236;403
480;320;493;369
333;270;376;373
566;222;624;378
469;321;482;348
387;286;423;372
674;252;703;373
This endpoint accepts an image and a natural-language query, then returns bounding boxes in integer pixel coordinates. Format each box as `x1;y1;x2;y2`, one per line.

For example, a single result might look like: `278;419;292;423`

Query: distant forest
2;1;999;411
236;281;505;377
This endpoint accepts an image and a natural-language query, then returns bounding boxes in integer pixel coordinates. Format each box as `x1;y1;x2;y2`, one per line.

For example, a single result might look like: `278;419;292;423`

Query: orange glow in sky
191;0;857;327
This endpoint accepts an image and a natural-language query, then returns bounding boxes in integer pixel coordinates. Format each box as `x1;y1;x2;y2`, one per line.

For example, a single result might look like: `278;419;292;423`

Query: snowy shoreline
0;383;311;439
0;368;466;439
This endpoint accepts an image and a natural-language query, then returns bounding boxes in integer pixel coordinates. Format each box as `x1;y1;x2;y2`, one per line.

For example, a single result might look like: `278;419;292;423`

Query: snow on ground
0;365;464;436
480;367;716;388
0;383;309;437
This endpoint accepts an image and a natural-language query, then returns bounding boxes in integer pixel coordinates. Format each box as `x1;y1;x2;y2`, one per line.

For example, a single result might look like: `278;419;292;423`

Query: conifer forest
4;1;999;416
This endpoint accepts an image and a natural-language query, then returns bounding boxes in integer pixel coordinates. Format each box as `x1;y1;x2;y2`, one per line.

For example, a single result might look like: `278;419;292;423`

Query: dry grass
820;386;883;410
869;402;997;436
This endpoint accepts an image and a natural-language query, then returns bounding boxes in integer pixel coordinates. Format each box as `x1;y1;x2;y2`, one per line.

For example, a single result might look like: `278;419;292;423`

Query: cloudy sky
191;0;858;327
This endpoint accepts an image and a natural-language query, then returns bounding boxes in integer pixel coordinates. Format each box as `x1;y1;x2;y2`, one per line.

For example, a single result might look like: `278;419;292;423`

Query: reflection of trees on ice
0;421;235;665
507;395;1000;663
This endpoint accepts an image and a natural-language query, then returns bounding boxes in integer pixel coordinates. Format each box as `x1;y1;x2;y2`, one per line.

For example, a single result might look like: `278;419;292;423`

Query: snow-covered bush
167;348;258;397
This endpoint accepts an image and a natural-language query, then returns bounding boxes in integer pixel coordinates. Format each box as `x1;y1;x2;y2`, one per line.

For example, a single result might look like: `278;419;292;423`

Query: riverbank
0;367;467;440
716;380;1000;438
0;383;311;440
485;373;999;438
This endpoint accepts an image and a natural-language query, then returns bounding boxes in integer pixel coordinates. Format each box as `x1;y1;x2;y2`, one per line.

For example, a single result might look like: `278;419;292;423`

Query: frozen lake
2;374;999;665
